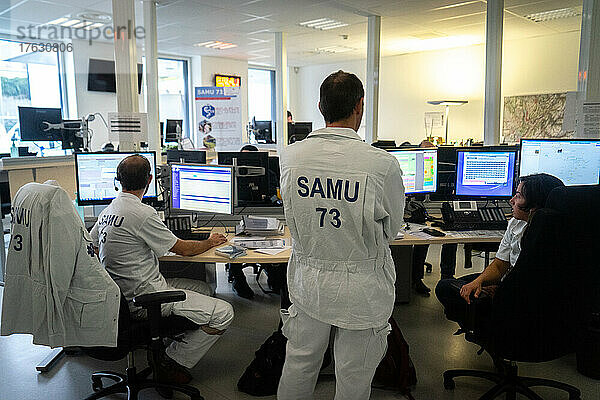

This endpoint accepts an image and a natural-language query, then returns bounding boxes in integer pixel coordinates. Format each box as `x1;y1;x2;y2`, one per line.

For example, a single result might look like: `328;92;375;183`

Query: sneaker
232;273;254;299
148;351;192;385
413;279;431;296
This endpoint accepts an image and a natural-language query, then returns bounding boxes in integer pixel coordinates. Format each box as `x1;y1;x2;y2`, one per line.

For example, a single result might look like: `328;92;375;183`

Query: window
248;68;276;140
0;38;63;154
157;58;189;144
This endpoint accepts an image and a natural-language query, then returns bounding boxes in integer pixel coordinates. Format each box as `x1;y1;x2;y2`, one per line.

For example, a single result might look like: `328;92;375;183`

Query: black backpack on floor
373;317;417;399
238;330;287;396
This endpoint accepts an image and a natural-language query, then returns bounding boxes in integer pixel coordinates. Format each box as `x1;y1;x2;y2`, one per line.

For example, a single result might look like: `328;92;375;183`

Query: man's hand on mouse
207;233;227;247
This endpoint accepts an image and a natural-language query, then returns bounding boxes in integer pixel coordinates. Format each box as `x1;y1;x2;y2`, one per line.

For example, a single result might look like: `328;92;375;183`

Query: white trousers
162;278;234;368
277;305;390;400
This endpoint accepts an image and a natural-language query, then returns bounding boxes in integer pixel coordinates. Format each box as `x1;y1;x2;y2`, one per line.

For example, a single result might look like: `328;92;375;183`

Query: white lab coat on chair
1;183;120;348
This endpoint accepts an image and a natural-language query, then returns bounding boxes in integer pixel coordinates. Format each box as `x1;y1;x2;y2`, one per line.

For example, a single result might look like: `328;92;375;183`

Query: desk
160;226;503;304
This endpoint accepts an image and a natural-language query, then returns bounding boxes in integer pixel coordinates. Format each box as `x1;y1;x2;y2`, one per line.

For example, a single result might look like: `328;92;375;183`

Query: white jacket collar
118;191;142;202
307;127;362;141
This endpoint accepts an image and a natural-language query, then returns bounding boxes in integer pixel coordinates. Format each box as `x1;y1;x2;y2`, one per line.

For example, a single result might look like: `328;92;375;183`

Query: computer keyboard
173;231;210;241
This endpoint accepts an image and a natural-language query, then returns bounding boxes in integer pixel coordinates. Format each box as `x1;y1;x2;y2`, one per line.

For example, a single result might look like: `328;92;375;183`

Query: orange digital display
215;74;241;87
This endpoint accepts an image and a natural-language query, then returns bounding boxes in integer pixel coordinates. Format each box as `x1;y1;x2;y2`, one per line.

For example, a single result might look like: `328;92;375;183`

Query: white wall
289;31;580;145
71;40;144;150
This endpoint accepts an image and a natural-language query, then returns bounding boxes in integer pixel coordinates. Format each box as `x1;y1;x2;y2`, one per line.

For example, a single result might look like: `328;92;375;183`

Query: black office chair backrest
547;185;600;333
491;207;576;362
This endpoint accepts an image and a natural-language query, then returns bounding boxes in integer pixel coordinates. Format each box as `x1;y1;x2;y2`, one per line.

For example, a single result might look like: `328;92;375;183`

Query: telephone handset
404;200;428;224
441;201;507;231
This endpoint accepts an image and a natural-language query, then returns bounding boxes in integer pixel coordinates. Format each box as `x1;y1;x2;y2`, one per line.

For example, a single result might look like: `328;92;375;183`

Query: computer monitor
288;122;312;144
165;119;183;143
75;152;157;206
18;107;63;141
217;151;270;206
519;139;600;186
87;58;143;94
171;163;234;215
166;150;206;164
253;120;273;143
455;149;517;198
430;145;518;201
387;148;438;195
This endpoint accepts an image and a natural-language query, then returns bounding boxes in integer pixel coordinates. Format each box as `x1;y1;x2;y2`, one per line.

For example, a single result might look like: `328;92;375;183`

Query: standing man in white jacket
91;154;233;385
277;70;405;400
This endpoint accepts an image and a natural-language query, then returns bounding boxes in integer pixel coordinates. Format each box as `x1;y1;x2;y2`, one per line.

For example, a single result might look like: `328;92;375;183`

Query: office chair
82;291;203;400
441;186;598;399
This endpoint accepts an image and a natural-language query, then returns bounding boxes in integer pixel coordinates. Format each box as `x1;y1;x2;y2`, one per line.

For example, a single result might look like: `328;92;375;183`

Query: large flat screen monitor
431;145;519;201
166;150;206;164
18;107;63;141
387;148;438;194
218;151;270;206
171;163;234;215
455;150;517;198
520;139;600;186
75;152;157;205
88;58;143;94
288;122;313;144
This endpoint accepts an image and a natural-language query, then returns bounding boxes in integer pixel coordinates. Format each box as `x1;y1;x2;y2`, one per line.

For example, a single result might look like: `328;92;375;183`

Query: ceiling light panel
194;41;238;50
314;45;355;54
525;7;581;22
60;19;81;27
300;18;348;31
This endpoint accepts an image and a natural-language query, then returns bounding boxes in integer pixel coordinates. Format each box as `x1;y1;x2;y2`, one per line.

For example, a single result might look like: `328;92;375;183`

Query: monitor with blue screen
387;148;438;194
171;163;234;215
455;150;516;198
519;139;600;186
75;152;157;205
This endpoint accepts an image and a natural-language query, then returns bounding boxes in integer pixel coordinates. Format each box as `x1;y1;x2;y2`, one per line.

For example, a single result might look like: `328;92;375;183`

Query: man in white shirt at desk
277;70;405;400
435;173;564;326
91;154;233;385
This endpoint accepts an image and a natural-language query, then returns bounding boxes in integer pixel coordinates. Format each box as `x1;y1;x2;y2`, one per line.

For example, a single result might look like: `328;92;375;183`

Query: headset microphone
114;177;119;191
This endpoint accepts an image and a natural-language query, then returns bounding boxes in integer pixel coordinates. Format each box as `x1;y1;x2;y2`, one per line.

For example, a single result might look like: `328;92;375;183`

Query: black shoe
413;279;431;296
232;273;254;299
148;351;192;385
425;262;433;273
264;265;283;293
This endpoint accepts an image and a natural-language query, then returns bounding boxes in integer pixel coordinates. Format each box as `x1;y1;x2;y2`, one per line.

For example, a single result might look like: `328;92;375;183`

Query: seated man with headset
91;154;233;385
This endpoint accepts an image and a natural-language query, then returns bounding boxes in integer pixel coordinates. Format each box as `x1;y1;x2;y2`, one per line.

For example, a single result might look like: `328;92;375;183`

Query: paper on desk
254;247;291;255
233;236;266;241
445;230;504;239
401;223;428;234
395;232;405;239
411;231;438;239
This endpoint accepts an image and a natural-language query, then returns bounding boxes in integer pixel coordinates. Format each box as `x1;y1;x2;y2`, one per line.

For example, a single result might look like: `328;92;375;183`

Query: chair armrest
132;290;186;308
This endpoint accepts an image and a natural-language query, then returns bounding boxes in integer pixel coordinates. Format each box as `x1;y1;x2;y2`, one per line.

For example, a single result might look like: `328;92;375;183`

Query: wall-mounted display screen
215;74;241;87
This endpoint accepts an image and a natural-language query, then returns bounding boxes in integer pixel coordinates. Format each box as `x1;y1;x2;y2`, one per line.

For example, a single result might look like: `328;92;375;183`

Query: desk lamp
427;100;468;144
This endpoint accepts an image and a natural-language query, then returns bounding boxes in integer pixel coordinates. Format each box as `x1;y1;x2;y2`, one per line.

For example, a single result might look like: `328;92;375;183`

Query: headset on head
114;155;151;192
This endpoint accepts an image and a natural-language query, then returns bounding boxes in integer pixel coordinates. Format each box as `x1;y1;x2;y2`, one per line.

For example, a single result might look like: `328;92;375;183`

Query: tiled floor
1;244;599;399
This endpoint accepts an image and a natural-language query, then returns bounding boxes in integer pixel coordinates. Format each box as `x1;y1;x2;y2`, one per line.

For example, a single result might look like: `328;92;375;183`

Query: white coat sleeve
47;189;81;337
381;160;405;242
90;222;99;247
